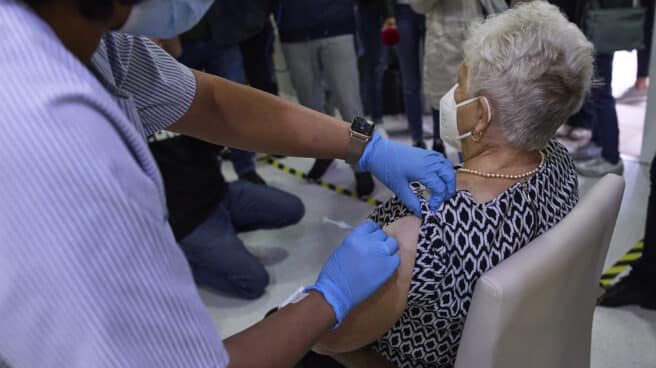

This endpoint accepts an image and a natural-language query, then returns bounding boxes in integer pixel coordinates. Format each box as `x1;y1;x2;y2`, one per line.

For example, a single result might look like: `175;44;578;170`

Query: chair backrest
454;174;625;368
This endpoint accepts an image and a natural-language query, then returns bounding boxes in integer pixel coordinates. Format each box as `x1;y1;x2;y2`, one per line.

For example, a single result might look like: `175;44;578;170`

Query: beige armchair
454;174;625;368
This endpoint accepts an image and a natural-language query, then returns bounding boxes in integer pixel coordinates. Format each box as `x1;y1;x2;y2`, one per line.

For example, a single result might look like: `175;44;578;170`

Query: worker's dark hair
24;0;143;21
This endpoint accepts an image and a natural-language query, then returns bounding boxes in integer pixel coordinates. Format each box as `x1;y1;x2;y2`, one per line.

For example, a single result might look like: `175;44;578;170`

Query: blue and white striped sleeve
106;33;197;136
0;99;229;367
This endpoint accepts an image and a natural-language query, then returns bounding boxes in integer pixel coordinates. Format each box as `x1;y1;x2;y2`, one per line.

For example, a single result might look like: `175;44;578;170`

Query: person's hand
306;221;400;326
358;132;456;215
382;17;397;29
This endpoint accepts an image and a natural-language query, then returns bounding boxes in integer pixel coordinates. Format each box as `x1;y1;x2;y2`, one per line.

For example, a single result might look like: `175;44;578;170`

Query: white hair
464;1;594;151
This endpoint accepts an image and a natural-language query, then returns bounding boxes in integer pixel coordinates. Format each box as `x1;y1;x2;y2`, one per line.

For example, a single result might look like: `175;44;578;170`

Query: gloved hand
306;220;400;327
358;132;456;215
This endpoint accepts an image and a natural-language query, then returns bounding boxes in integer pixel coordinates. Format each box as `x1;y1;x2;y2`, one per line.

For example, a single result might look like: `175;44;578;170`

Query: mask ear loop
481;96;492;123
470;97;492;143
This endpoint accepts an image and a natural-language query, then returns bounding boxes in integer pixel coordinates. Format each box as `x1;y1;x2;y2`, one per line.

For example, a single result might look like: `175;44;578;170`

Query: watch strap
346;130;370;165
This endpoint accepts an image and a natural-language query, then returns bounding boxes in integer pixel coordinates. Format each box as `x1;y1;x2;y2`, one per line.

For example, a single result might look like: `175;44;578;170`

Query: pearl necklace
457;151;546;180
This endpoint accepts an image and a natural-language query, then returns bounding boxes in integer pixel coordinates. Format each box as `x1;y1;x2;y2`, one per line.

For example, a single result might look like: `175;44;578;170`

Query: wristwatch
345;116;375;165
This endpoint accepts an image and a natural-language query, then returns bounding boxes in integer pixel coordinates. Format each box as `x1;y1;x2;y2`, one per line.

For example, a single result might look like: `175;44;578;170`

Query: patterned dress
370;140;578;367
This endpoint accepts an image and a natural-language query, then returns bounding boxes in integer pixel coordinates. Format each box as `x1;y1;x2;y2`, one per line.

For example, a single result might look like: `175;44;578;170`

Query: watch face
352;116;375;136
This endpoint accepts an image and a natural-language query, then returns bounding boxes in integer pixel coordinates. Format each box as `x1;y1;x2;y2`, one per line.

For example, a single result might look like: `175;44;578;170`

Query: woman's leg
637;0;654;84
431;109;445;153
395;4;425;144
356;3;387;124
592;53;621;165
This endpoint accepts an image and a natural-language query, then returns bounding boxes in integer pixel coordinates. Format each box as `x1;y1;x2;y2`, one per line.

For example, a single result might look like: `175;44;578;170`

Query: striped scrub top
0;1;230;367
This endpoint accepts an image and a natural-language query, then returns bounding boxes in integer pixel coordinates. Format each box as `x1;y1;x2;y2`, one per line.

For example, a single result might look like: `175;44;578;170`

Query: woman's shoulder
544;138;574;166
541;139;578;188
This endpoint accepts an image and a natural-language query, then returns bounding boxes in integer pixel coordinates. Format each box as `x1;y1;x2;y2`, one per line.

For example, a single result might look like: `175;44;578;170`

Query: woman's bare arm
313;216;422;354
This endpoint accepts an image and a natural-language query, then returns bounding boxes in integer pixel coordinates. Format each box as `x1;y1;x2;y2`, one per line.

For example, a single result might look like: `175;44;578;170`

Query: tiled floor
199;52;655;366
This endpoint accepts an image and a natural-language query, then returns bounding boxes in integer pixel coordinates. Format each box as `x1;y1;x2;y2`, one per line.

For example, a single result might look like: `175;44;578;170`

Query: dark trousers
356;2;387;124
638;0;655;78
396;4;426;142
179;181;305;299
568;53;621;163
633;155;656;281
178;39;257;174
240;24;278;95
592;54;621;163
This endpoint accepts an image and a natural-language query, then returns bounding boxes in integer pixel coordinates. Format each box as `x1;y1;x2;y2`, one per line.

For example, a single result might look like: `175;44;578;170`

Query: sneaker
599;273;656;310
556;124;573;138
355;171;375;197
413;140;427;149
239;170;267;185
576;156;624;177
569;128;592;142
616;86;648;104
307;159;333;180
572;142;602;162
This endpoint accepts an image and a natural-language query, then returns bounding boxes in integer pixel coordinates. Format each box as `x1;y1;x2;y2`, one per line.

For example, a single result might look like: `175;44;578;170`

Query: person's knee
281;195;306;226
238;266;270;300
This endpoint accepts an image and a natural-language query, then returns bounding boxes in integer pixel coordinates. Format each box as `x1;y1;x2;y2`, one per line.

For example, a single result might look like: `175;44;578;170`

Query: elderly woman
312;2;594;367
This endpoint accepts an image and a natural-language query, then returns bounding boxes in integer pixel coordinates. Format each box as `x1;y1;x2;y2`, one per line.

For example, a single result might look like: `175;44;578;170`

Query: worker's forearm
172;71;351;159
224;291;336;368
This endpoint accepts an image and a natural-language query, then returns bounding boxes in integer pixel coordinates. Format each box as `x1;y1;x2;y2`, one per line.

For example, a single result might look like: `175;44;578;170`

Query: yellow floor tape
600;241;644;287
263;157;383;207
261;155;643;287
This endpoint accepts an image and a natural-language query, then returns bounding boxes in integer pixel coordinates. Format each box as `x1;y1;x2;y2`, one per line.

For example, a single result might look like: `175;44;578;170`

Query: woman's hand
382;17;397;29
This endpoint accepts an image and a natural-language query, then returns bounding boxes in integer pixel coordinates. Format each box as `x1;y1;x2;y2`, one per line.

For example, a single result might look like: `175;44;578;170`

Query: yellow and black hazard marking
262;156;383;207
600;241;644;287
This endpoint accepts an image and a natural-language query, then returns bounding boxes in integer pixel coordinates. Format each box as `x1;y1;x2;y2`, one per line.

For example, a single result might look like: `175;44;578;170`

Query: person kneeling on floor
149;132;305;299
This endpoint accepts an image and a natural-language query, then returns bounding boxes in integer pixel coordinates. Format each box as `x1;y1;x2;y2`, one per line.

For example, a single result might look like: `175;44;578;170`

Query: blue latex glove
358;132;456;215
306;220;400;327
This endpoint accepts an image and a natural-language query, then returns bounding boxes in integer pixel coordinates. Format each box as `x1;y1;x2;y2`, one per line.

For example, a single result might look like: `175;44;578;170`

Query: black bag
583;0;646;53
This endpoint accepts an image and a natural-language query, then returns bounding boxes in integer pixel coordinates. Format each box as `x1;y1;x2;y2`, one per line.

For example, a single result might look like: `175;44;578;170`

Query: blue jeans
179;181;305;299
591;53;620;164
356;2;387;124
396;4;425;142
432;109;440;143
240;24;278;95
638;0;654;78
178;40;256;174
567;54;620;163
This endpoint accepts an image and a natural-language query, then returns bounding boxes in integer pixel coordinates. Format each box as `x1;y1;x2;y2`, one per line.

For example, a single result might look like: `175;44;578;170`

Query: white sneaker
569;128;592;141
616;86;648;104
572;142;602;161
576;157;624;177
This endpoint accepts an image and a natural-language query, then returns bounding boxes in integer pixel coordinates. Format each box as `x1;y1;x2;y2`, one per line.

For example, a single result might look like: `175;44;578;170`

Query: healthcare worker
0;1;456;367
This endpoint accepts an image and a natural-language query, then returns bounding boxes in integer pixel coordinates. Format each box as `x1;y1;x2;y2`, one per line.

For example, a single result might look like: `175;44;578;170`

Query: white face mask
439;84;491;152
119;0;214;39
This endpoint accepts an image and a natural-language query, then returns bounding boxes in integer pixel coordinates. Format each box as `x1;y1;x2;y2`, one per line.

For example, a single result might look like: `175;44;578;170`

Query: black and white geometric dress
370;140;579;367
